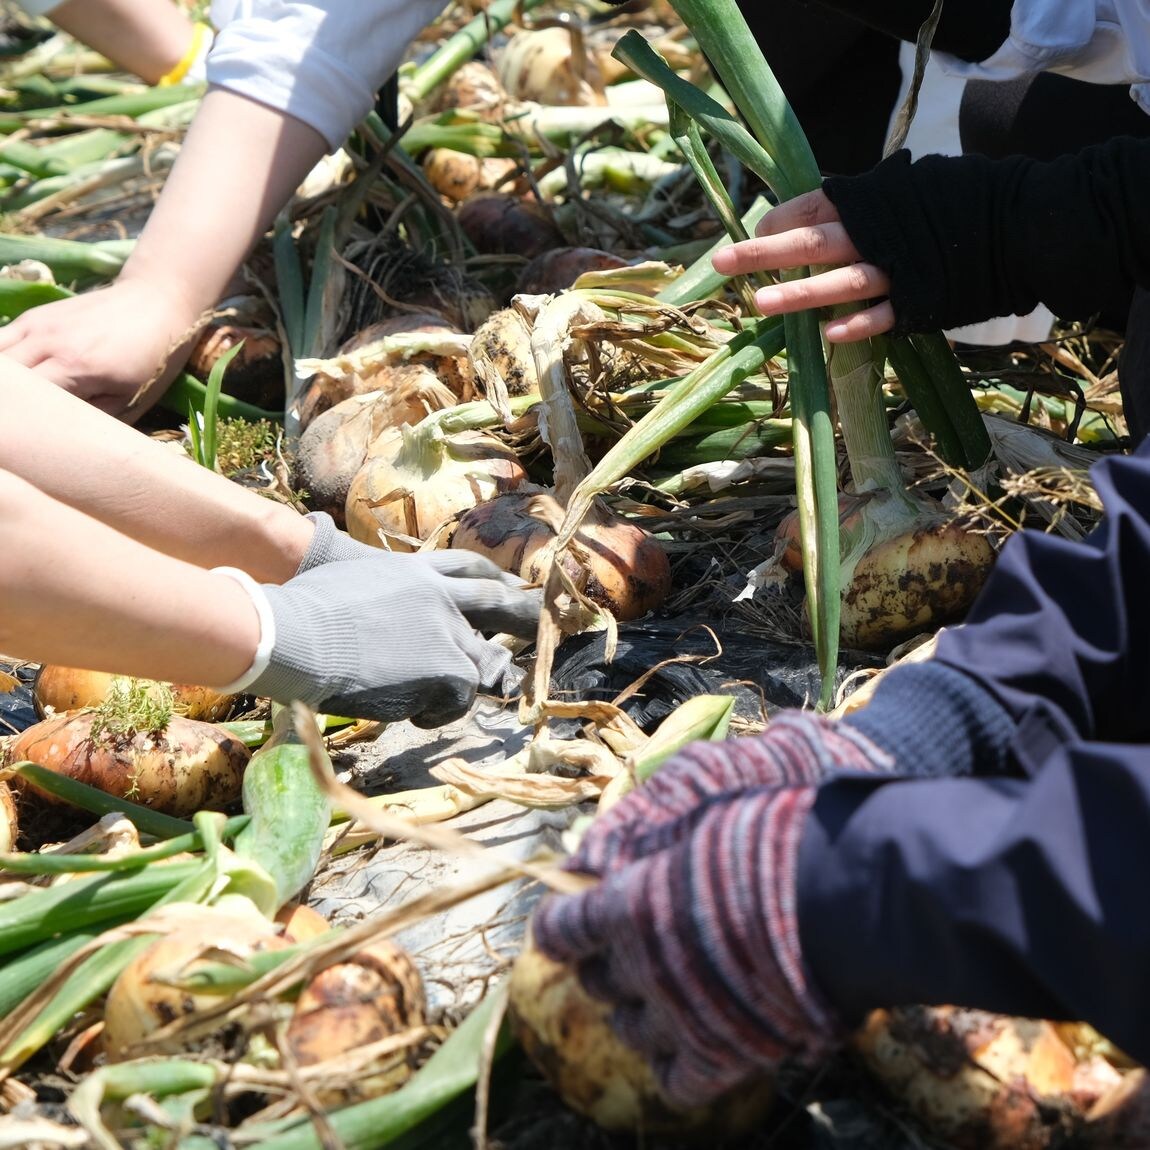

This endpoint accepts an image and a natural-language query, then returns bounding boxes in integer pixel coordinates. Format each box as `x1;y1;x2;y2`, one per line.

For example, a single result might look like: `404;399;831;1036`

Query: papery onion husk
854;1006;1143;1150
286;939;427;1105
296;373;458;524
102;906;288;1059
33;666;238;723
345;424;528;552
449;491;671;621
298;314;472;429
9;712;249;816
509;935;773;1137
456;193;565;260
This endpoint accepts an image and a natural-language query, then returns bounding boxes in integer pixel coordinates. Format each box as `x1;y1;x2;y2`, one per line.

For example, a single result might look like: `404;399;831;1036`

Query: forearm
47;0;195;85
798;741;1150;1066
116;85;327;325
0;359;313;581
0;469;259;686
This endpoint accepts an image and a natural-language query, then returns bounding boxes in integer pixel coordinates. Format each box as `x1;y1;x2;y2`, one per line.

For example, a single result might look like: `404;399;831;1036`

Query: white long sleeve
207;0;449;150
935;0;1150;115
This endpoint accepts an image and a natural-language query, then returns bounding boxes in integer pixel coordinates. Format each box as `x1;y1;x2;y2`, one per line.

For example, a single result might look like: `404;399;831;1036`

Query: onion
285;939;426;1105
469;307;538;401
497;26;606;107
10;711;249;816
423;149;518;204
102;904;288;1059
33;666;238;723
434;60;506;121
508;935;773;1136
297;314;472;428
449;491;671;621
345;423;528;552
515;248;630;297
187;322;282;408
854;1006;1138;1150
774;493;995;651
296;375;458;524
456;193;565;260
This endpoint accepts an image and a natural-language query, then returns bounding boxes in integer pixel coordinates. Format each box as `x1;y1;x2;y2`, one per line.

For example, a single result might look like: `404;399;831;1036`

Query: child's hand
711;189;895;343
0;277;202;421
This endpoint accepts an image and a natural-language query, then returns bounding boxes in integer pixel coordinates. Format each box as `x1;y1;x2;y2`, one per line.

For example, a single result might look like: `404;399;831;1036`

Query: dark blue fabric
797;440;1150;1053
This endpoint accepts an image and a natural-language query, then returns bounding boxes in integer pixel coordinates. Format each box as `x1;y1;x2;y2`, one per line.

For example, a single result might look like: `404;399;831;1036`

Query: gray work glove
294;512;381;572
234;550;539;726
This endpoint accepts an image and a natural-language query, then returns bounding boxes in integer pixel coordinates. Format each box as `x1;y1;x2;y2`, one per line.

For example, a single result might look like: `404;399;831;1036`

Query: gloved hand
225;550;539;724
533;783;844;1106
294;512;381;572
574;712;892;873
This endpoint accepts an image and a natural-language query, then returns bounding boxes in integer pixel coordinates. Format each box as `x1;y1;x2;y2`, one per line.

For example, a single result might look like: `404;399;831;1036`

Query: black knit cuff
842;660;1017;779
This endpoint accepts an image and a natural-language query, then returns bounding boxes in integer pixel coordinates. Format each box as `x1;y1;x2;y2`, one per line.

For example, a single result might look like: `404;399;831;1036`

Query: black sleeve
803;0;1010;62
822;136;1150;334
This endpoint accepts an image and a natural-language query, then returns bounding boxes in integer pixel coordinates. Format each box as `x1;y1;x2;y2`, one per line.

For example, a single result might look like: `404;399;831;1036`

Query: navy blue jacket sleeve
797;440;1150;1051
798;742;1150;1065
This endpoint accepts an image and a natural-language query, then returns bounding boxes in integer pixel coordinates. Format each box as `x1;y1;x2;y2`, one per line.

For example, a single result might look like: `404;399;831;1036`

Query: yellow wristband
158;22;212;88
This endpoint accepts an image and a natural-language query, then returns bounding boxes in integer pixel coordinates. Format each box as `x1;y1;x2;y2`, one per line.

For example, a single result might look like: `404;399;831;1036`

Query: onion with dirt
344;421;528;551
508;934;774;1137
9;710;250;817
450;490;671;620
854;1006;1146;1149
102;902;290;1059
773;491;995;650
423;148;518;204
286;938;427;1105
514;247;630;297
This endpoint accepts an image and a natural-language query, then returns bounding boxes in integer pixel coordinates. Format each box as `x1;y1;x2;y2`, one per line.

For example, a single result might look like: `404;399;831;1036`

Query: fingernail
754;287;782;313
824;320;848;341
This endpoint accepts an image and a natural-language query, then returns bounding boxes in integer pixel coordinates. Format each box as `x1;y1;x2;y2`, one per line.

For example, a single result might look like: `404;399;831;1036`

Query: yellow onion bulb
449;491;671;621
508;935;773;1137
345;425;527;552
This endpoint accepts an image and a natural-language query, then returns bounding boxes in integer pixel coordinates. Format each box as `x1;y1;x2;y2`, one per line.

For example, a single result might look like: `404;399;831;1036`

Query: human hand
572;711;892;875
0;277;202;420
243;550;540;724
532;784;844;1106
711;189;895;343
